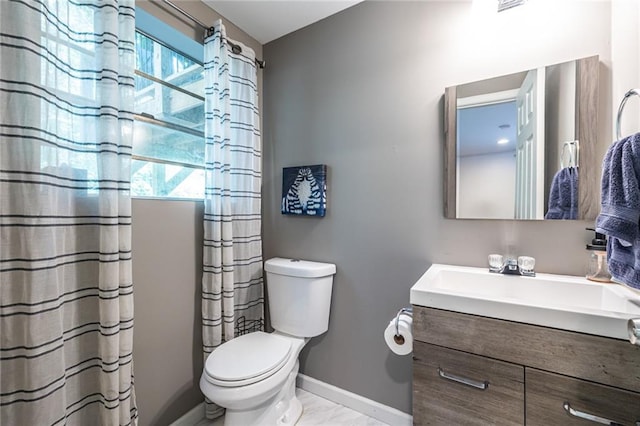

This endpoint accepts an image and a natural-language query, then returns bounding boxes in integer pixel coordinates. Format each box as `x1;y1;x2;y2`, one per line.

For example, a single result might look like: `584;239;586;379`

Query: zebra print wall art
281;165;327;216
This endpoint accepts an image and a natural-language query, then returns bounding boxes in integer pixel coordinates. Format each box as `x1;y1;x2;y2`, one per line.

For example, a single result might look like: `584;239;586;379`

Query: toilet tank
264;257;336;338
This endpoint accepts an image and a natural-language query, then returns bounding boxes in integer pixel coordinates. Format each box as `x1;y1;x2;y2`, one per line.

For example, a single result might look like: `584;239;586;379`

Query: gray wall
262;1;613;414
132;199;204;425
131;2;262;425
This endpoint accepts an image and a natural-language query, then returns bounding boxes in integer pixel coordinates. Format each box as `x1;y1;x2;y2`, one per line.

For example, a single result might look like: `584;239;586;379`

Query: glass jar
586;228;611;283
586;249;611;282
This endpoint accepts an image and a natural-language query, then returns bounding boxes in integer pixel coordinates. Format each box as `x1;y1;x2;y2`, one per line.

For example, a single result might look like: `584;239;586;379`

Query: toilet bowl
200;331;306;425
200;258;336;426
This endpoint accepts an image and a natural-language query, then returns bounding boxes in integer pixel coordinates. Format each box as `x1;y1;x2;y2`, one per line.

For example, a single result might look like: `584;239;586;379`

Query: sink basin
410;264;640;340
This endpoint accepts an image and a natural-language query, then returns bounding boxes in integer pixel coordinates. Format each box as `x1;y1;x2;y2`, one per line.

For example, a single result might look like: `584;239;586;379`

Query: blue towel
545;167;578;220
595;132;640;290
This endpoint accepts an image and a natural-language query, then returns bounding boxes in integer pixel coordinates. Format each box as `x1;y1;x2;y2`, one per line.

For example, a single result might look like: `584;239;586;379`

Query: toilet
200;257;336;426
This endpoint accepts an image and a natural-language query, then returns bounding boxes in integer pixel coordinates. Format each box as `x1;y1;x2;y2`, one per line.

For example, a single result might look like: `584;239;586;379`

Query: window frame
132;8;206;201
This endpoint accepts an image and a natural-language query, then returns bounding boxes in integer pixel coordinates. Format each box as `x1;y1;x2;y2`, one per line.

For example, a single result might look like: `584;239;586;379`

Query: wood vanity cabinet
411;306;640;426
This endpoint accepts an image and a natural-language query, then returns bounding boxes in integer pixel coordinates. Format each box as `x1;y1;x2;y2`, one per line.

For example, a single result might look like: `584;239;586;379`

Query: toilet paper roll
384;316;413;355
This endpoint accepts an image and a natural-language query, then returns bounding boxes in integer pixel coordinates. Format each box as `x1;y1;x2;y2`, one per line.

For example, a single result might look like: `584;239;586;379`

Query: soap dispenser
586;228;611;283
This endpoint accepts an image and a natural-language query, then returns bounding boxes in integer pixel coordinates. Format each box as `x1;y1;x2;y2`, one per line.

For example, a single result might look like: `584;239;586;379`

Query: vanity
410;264;640;425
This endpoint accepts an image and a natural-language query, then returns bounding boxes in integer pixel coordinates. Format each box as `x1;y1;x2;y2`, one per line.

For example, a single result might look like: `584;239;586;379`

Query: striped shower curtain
0;1;137;425
201;20;264;419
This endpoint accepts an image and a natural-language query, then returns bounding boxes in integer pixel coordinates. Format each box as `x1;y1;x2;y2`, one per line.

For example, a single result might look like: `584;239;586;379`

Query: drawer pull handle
437;367;489;390
563;402;623;425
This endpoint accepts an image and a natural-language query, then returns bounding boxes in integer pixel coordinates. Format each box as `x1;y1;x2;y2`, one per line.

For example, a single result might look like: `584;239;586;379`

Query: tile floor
195;388;390;426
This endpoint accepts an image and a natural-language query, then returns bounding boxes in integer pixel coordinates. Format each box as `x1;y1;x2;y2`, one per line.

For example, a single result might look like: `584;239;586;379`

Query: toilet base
278;395;302;426
223;361;302;426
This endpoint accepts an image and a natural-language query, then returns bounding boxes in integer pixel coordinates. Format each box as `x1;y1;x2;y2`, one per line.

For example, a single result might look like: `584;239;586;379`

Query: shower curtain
0;1;137;425
201;20;264;419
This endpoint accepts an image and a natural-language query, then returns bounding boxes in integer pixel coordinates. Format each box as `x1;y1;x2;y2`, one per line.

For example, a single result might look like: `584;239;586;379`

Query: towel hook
616;88;640;141
561;140;579;169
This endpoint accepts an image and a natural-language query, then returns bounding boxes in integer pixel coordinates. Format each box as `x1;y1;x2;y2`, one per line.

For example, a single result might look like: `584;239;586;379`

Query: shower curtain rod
160;0;266;69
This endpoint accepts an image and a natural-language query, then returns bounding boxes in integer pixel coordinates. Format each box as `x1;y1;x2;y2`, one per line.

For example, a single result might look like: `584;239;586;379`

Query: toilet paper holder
393;307;413;345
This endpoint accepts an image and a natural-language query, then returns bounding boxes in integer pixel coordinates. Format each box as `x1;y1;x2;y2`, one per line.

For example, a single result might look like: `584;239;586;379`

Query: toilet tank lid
265;257;336;278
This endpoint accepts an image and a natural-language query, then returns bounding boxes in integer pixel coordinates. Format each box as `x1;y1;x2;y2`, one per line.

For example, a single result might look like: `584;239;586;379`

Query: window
38;0;101;195
132;13;205;199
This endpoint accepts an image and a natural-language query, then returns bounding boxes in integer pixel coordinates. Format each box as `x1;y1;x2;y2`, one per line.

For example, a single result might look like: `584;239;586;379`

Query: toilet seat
204;331;292;387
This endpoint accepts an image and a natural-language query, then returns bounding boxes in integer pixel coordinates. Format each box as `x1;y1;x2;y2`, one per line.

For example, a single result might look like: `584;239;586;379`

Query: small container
586;228;611;283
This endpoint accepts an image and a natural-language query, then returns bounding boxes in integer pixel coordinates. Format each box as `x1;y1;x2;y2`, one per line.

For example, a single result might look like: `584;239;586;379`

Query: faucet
488;254;536;277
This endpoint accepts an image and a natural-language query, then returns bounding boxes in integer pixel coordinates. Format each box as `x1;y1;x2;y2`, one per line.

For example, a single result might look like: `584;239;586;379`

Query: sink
410;264;640;340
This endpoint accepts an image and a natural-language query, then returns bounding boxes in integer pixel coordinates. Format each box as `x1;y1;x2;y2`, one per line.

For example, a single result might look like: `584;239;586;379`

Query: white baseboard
169;402;204;426
171;376;412;426
296;374;413;426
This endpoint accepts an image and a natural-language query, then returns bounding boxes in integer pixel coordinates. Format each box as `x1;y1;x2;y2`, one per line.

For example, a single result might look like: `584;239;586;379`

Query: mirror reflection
448;56;597;220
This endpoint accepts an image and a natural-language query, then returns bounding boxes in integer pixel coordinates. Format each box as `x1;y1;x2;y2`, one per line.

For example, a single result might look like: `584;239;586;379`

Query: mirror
444;55;599;221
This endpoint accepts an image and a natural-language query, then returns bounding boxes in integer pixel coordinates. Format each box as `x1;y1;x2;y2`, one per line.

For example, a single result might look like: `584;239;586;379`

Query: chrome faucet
488;254;536;277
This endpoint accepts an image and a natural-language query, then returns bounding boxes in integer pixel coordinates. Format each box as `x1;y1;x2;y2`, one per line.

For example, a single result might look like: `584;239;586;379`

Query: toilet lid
204;332;292;386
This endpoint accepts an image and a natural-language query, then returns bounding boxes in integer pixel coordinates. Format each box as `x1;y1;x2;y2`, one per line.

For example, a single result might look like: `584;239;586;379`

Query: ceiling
203;0;364;44
458;101;517;157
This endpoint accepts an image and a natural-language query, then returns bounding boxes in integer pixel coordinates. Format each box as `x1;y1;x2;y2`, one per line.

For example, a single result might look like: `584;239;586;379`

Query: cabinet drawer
413;341;524;426
526;368;640;425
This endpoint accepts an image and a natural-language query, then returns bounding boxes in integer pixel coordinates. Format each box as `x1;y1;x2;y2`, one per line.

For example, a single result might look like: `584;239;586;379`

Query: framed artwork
281;164;327;216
